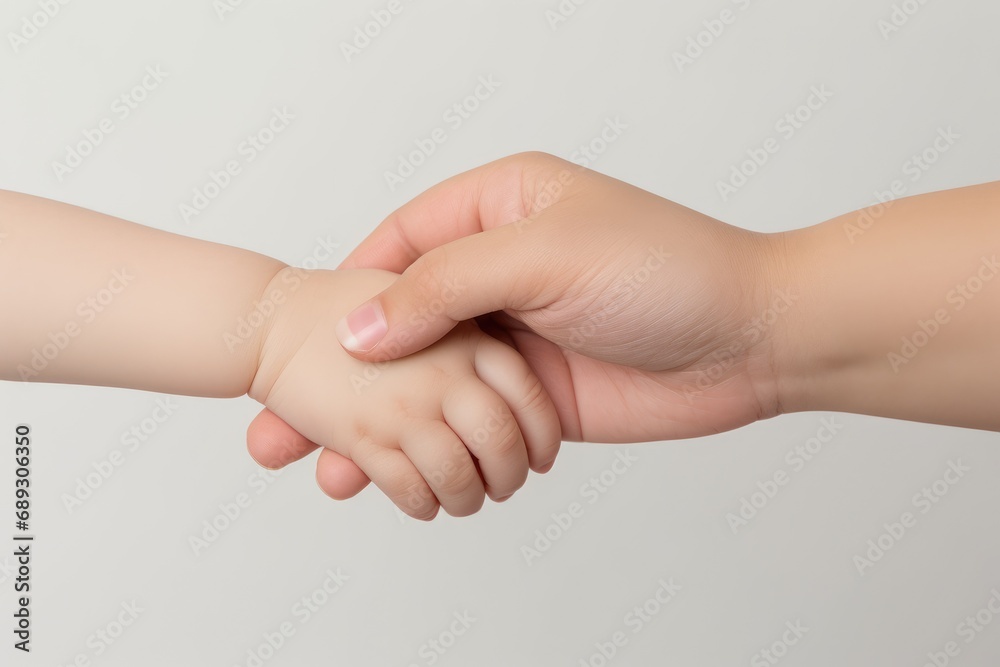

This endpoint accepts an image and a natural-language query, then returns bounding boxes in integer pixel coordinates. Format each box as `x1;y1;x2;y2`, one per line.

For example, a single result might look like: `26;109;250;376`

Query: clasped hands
247;153;786;520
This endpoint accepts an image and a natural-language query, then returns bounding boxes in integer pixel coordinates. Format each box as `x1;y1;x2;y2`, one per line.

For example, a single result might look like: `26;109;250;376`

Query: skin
248;153;1000;502
0;190;561;520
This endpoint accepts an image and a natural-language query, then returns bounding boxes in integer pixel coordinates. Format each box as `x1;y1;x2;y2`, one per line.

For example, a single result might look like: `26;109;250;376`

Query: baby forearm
0;190;285;397
774;181;1000;430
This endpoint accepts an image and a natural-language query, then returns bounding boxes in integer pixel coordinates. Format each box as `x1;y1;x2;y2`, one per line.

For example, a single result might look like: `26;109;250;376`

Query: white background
2;0;999;665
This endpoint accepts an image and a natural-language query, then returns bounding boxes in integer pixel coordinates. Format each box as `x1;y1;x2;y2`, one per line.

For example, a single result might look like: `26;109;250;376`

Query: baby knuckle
517;377;551;416
399;481;436;519
486;416;522;459
449;492;485;517
437;461;479;497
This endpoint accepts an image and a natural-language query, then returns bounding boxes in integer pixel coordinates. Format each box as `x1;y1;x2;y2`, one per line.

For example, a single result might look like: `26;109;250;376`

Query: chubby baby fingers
442;376;529;502
473;335;562;476
398;420;487;517
348;436;441;521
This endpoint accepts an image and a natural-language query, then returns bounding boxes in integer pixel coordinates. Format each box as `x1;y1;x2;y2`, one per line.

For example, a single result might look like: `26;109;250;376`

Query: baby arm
0;190;280;396
0;190;561;518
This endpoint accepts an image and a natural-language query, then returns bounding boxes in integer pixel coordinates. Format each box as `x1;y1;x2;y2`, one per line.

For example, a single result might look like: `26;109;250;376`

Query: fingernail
538;461;554;474
246;447;280;471
336;302;387;353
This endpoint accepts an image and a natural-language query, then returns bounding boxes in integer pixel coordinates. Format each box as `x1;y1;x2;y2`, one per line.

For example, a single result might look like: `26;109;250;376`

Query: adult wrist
764;219;888;418
737;228;804;421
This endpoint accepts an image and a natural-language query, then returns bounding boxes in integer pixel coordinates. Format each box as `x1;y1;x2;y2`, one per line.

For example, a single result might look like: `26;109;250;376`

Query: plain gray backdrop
1;0;999;665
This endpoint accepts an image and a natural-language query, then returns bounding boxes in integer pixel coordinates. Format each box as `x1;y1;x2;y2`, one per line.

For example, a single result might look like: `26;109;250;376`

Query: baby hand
248;267;561;519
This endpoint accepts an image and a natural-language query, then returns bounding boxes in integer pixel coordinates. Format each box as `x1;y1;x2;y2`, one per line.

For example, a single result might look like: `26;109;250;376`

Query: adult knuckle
510;150;559;167
404;250;449;300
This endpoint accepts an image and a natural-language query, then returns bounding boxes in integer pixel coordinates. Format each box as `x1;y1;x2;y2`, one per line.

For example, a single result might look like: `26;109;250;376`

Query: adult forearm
0;190;285;397
773;181;1000;430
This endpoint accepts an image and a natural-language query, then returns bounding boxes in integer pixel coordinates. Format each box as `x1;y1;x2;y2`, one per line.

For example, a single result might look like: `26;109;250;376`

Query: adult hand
248;152;789;498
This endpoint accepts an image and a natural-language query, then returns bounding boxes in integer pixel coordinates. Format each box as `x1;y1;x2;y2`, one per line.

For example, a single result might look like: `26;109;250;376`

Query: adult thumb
335;222;545;362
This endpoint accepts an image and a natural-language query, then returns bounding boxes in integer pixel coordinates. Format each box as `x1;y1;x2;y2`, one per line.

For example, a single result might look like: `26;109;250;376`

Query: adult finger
338;151;576;272
334;217;564;361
